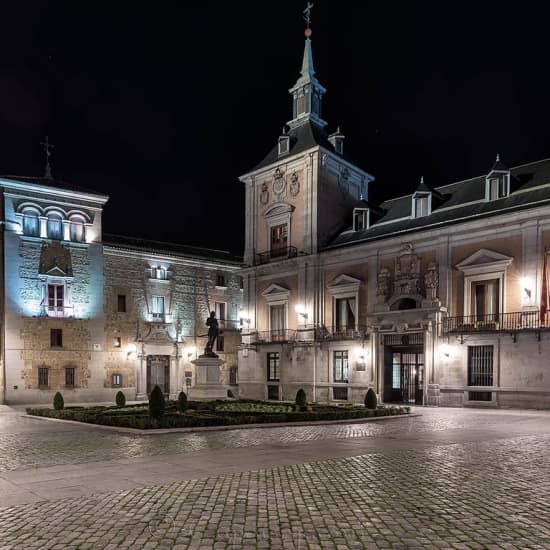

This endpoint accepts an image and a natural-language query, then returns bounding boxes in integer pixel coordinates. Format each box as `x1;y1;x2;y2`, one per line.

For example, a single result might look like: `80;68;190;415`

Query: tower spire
40;136;54;179
287;3;327;130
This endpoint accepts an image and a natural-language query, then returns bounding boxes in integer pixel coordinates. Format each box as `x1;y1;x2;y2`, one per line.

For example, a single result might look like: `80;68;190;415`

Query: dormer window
486;154;511;201
353;208;369;231
486;174;509;200
151;266;167;280
278;134;290;156
328;127;345;156
413;193;431;218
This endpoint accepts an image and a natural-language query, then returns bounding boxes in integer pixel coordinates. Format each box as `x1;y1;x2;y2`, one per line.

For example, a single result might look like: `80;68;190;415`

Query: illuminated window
152;266;167;280
22;210;40;236
335;297;356;333
333;351;349;383
47;213;63;240
47;284;65;317
69;219;85;242
65;367;75;387
113;337;121;348
112;373;122;387
392;353;401;389
152;296;165;321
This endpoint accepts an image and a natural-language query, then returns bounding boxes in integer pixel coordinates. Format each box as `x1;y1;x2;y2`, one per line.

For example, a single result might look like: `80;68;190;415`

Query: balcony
255;246;298;265
43;305;74;318
444;311;550;335
315;325;369;341
241;325;369;345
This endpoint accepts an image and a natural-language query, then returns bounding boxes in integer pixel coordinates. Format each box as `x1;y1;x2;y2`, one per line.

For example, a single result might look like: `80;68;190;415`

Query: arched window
69;217;85;242
47;213;63;240
22;209;40;236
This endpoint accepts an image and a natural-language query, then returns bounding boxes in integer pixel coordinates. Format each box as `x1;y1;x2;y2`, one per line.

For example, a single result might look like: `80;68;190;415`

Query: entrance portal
383;334;424;404
146;355;170;394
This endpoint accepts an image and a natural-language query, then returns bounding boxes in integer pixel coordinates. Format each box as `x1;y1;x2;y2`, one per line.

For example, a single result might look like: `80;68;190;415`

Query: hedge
26;402;410;429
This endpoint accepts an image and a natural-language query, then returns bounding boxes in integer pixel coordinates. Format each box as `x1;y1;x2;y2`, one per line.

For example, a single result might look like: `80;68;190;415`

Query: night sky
2;2;550;254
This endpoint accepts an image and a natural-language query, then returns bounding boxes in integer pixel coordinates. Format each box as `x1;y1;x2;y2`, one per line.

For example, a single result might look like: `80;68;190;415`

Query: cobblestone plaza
1;407;550;548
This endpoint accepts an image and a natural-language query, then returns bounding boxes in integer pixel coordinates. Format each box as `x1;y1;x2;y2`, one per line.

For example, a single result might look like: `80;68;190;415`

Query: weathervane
303;2;314;36
40;135;55;179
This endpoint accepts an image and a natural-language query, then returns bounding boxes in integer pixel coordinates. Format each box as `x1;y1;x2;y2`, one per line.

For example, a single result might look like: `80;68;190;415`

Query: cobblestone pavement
0;406;548;473
1;433;550;549
1;407;550;548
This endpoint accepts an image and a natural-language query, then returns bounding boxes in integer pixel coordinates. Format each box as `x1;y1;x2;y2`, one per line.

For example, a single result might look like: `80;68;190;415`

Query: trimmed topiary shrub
115;391;126;407
365;388;377;409
227;389;235;398
53;392;64;410
177;391;188;413
149;385;165;419
295;388;307;411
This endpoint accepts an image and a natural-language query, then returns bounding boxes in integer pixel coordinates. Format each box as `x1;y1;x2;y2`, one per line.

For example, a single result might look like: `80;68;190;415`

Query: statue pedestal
190;357;227;400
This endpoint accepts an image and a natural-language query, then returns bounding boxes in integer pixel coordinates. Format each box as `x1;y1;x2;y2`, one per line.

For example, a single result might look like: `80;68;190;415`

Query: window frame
412;192;431;218
112;373;122;387
117;294;127;313
467;345;494;387
50;328;63;348
267;352;280;382
333;350;350;383
65;366;76;387
38;366;49;388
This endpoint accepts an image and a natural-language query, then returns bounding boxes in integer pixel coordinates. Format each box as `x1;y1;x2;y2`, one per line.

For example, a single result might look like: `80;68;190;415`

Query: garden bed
26;400;410;430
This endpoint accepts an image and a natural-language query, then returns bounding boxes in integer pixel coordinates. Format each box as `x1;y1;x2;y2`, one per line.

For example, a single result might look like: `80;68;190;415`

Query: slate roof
326;157;550;249
0;175;108;198
251;121;366;173
103;233;243;265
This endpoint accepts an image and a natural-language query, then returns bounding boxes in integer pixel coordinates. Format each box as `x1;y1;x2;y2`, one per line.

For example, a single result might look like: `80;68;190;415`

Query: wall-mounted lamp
439;343;453;360
125;343;137;360
294;304;308;322
520;276;534;303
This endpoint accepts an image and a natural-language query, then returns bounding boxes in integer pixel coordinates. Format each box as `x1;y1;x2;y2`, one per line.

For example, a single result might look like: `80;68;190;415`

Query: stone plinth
190;357;227;400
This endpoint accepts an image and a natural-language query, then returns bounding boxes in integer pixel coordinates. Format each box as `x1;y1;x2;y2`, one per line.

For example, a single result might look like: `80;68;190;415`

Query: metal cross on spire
40;136;54;179
303;2;314;35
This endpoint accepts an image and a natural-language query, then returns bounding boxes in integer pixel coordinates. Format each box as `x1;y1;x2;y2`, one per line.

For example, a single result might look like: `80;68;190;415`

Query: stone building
236;23;550;409
0;176;242;405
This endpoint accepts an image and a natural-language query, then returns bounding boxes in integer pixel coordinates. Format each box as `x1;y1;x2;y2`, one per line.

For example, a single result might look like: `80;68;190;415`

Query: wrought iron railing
241;325;369;345
254;330;297;343
314;325;369;340
256;246;298;265
43;305;74;318
443;311;550;333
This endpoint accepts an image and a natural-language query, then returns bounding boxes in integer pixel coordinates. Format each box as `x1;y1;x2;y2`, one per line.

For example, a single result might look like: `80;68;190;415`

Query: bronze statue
204;311;219;357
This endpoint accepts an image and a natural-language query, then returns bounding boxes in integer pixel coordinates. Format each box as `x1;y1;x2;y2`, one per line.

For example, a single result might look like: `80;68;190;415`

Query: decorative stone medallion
290;172;300;197
260;182;269;205
273;168;286;196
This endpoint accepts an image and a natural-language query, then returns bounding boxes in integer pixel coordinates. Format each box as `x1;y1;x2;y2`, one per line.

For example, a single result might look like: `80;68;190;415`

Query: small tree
295;388;307;411
365;388;377;409
177;391;188;413
53;392;64;411
149;385;165;419
116;390;126;407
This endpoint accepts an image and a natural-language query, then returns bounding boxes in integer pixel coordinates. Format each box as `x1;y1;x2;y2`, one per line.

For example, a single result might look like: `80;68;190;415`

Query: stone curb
22;412;421;435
